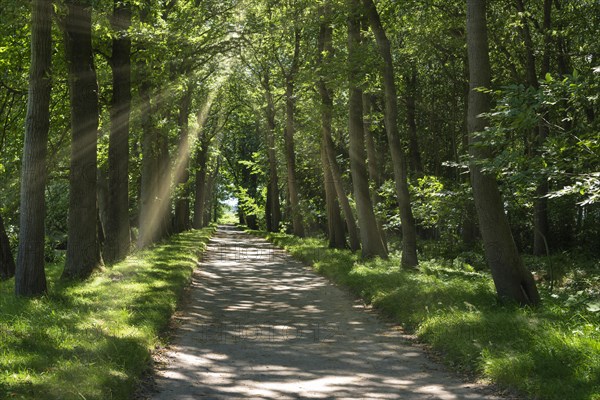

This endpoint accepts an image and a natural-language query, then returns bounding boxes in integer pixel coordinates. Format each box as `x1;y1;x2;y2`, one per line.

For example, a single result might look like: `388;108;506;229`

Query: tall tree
466;0;540;305
263;71;282;232
347;0;387;259
62;0;104;279
280;26;305;237
104;0;132;263
362;0;418;267
514;0;552;255
317;3;346;249
15;0;52;295
137;6;160;249
174;84;193;233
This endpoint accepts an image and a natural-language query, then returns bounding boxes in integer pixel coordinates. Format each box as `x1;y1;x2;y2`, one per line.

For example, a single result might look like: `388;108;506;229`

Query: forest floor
146;225;505;399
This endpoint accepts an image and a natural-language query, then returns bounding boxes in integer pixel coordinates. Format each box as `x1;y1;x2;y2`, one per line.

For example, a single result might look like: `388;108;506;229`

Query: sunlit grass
252;229;600;400
0;226;215;400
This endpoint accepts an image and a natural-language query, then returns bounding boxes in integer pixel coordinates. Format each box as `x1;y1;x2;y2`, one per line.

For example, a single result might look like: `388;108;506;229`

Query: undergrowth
249;229;600;400
0;226;215;400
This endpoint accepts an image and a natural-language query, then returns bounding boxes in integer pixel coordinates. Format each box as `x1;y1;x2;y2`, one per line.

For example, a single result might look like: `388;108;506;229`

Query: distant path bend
150;225;502;399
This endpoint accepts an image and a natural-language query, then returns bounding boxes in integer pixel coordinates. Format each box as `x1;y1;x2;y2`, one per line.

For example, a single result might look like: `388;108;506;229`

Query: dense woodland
0;0;598;305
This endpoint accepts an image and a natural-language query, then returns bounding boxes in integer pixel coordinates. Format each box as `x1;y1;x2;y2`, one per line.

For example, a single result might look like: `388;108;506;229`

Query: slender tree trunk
348;0;387;259
362;0;417;266
317;17;345;249
204;165;218;226
104;0;132;263
62;1;103;279
321;141;346;248
324;133;361;251
467;0;540;305
284;84;304;237
0;214;15;280
15;0;52;295
282;29;305;237
405;64;423;175
137;8;159;248
137;81;159;247
514;0;552;256
264;76;281;232
174;87;192;233
317;7;360;251
157;127;171;239
193;143;209;229
363;94;388;251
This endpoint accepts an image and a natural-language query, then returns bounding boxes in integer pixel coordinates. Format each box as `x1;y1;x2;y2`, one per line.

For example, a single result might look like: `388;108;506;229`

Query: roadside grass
0;226;215;400
249;229;600;400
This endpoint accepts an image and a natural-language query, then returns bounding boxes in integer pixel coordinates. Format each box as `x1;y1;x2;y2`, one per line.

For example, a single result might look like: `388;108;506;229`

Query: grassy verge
0;226;215;400
249;229;599;400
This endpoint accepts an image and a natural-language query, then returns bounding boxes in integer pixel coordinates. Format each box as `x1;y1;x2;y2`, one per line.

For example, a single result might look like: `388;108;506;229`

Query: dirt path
150;226;503;399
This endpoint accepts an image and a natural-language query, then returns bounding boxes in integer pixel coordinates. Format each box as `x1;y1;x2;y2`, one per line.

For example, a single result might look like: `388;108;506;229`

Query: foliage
0;227;215;400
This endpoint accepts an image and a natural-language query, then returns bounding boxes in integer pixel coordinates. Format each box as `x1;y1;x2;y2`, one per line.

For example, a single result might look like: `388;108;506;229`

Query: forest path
149;225;503;399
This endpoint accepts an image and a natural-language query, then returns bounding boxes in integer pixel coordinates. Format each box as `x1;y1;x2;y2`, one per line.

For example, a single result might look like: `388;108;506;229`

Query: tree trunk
405;64;423;175
324;133;361;251
15;0;52;295
104;0;132;263
157;126;171;239
362;0;417;266
321;141;346;248
193;144;209;229
282;29;305;237
348;0;387;259
137;7;159;248
362;93;388;251
467;0;540;305
0;214;15;280
174;87;193;233
62;1;103;279
264;75;281;232
317;6;360;251
514;0;552;256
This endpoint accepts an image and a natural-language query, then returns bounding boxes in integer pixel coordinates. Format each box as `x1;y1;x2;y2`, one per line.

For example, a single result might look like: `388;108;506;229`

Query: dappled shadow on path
151;225;502;399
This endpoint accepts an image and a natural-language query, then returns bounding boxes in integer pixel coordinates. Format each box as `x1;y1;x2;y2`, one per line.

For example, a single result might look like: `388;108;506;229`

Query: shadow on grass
0;227;215;400
251;229;600;400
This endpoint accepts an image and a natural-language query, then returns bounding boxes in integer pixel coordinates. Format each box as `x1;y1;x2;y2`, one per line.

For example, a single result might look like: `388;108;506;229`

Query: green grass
0;226;215;400
249;229;600;400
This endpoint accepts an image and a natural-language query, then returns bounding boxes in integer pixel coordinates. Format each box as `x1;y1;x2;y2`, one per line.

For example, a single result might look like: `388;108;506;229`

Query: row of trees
221;0;598;306
1;0;598;305
1;0;235;295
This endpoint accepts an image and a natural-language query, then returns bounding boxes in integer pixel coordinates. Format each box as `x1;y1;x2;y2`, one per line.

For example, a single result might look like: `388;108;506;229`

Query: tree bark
317;4;345;248
324;133;361;251
405;64;423;175
362;0;417;266
137;7;159;249
467;0;540;305
104;0;132;263
193;140;210;229
348;0;387;259
515;0;552;255
15;0;52;295
317;7;361;250
362;94;388;251
174;87;193;233
0;214;15;280
264;75;281;232
281;28;305;237
62;0;103;279
157;125;171;239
